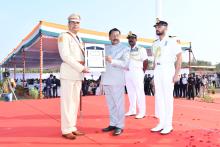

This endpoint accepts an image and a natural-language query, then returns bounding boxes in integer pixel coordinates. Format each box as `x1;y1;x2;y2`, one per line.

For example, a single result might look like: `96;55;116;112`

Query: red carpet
0;95;220;147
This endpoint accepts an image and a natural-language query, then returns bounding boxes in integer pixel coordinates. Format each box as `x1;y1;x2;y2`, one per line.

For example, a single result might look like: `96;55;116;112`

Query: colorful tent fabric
0;21;190;69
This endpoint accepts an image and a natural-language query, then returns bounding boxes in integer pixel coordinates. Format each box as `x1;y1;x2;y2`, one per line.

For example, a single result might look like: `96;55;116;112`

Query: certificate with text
85;43;106;72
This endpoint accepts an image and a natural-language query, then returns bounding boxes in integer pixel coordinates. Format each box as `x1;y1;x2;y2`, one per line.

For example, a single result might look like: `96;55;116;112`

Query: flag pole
156;0;162;21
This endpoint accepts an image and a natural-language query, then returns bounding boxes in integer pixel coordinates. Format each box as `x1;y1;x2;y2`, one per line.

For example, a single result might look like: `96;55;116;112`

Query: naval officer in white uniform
101;28;130;136
125;32;148;119
151;20;182;135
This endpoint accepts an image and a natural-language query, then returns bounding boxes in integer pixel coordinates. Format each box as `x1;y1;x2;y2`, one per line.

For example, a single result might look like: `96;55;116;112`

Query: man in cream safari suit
58;13;89;140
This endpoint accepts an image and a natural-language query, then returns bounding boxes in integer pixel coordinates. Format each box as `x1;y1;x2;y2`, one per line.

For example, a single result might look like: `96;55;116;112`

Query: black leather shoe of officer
102;126;116;132
112;127;123;136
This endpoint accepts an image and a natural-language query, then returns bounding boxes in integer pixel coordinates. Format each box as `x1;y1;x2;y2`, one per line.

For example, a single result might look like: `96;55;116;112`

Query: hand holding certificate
105;56;112;63
82;67;89;73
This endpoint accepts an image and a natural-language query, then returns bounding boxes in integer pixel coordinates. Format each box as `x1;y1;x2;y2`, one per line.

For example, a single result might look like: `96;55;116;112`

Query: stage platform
0;95;220;147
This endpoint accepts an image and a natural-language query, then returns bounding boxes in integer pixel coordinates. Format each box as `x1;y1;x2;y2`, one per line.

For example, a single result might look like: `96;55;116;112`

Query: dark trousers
188;86;195;100
144;83;149;95
82;85;88;96
149;84;154;96
52;87;58;97
195;85;200;96
46;87;52;98
144;84;154;96
180;84;187;97
212;81;216;88
174;85;180;97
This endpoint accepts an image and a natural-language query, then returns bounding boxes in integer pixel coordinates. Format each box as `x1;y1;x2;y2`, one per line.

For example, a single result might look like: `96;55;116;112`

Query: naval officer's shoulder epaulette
169;35;176;38
153;39;159;42
168;36;181;44
168;36;177;40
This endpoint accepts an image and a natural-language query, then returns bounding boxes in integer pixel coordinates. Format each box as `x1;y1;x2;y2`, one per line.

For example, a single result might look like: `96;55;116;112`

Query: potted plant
29;88;39;99
15;85;25;96
202;94;214;103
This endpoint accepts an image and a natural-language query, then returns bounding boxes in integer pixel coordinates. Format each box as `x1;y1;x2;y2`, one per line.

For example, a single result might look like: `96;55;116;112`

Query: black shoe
112;127;123;136
102;126;116;132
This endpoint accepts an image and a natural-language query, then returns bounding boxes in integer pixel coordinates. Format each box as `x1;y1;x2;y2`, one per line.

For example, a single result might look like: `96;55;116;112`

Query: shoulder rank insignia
153;39;159;42
58;36;63;43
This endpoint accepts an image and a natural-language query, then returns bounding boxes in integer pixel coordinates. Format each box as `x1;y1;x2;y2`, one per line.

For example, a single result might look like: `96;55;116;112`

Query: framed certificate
85;43;106;72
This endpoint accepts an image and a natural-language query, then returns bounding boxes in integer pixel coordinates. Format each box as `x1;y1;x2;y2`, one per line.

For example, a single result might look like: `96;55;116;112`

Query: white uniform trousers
155;98;159;118
60;79;82;134
104;85;125;129
154;65;175;128
125;69;146;115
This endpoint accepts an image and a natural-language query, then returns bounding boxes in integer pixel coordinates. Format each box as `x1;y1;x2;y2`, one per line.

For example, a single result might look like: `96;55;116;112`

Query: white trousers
60;79;82;134
154;65;175;128
125;69;146;115
104;85;125;129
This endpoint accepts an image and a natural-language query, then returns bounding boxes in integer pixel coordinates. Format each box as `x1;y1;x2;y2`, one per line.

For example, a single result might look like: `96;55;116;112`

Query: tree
192;60;212;66
216;63;220;72
182;60;212;67
182;62;188;67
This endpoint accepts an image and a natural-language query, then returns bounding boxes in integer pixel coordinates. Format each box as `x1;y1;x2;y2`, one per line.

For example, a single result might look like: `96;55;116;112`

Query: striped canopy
0;21;190;69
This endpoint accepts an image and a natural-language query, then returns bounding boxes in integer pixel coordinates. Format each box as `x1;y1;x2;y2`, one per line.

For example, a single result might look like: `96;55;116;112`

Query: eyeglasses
68;21;80;24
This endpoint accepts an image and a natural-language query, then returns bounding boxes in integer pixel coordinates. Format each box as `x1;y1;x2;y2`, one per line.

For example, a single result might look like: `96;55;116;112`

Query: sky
0;0;219;64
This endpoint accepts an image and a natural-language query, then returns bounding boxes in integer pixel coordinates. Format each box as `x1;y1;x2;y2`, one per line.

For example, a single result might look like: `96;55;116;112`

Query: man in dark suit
52;76;59;97
144;74;151;95
174;77;181;98
82;77;89;96
46;74;53;98
195;75;201;96
181;74;188;98
144;74;154;96
187;73;196;100
179;74;183;97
